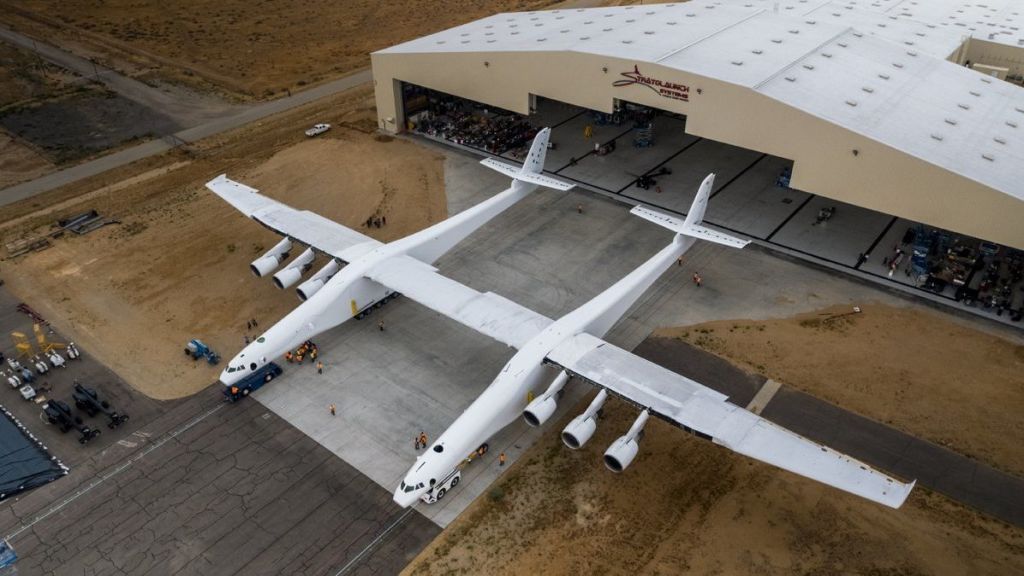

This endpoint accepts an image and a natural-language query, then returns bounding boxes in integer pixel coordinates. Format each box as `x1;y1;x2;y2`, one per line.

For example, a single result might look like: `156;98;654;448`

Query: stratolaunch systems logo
612;65;690;102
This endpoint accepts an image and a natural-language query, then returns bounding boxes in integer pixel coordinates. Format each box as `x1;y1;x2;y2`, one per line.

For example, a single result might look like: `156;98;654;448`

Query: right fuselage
394;234;694;506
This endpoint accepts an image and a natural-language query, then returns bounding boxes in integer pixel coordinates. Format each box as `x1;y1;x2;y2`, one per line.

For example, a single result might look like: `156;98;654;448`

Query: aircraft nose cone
393;488;418;508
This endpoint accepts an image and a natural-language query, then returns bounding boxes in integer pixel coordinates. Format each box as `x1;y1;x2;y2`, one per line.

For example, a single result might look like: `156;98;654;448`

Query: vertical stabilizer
683;173;715;228
521;127;551;175
478;126;573;191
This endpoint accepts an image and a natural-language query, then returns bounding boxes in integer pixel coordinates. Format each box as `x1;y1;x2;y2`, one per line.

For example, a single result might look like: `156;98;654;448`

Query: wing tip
879;478;916;509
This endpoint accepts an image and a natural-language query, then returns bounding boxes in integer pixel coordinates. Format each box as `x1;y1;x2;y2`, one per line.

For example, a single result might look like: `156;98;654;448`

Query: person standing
317;361;323;375
692;272;702;287
499;452;506;467
378;320;385;332
419;431;428;449
329;403;336;416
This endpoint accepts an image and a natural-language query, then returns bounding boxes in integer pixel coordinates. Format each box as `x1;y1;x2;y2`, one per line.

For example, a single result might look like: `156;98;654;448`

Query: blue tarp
0;404;67;502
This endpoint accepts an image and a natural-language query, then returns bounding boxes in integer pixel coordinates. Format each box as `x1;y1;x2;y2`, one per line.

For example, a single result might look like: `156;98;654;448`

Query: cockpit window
226;367;236;373
256;337;266;343
433;445;444;453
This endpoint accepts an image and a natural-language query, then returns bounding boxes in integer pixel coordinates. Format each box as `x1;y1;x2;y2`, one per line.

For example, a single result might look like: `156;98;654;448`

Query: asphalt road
0;385;438;576
634;336;1024;527
0;25;236;128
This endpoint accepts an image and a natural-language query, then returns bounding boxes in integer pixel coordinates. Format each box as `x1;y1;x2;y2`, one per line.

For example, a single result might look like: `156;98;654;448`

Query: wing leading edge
205;174;380;260
546;332;915;509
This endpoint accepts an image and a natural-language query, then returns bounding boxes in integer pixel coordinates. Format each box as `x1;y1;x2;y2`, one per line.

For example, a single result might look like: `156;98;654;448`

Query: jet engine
250;238;293;277
560;389;607;449
523;371;569;427
603;410;649;473
272;248;315;290
296;259;341;301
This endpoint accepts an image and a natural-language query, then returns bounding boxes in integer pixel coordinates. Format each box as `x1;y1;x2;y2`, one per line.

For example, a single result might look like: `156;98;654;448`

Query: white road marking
745;379;782;415
333;507;417;576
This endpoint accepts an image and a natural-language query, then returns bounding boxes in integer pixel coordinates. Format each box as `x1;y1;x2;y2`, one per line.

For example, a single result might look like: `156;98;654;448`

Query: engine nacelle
562;414;598;450
272;248;315;289
296;259;341;301
603;437;640;473
250;237;293;277
523;371;569;427
273;267;303;290
561;388;607;449
603;410;649;473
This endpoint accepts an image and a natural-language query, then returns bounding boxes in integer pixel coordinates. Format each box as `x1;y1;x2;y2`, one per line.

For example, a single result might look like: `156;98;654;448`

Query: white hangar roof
378;0;1024;204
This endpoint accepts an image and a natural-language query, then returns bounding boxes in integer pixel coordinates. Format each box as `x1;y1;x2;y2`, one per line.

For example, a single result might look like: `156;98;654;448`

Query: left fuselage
220;180;539;387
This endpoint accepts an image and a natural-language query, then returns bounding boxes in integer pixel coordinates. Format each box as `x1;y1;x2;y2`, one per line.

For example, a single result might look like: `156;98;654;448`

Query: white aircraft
389;174;915;509
209;136;914;509
205;128;572;390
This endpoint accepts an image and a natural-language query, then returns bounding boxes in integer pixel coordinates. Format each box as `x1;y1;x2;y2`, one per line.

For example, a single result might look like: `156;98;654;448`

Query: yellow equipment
34;323;65;353
11;331;33;359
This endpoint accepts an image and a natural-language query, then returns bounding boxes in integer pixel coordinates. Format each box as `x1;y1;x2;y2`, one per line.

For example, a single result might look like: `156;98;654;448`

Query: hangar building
372;0;1024;253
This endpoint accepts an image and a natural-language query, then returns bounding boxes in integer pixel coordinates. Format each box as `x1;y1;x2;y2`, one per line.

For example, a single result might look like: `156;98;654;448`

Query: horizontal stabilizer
480;157;574;191
630;206;749;249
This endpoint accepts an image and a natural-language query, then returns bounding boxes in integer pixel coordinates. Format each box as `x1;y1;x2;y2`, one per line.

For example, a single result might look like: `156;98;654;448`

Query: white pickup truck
305;123;331;137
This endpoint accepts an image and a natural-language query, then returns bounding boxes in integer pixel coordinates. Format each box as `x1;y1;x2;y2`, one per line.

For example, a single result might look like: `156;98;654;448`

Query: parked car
305;123;331;137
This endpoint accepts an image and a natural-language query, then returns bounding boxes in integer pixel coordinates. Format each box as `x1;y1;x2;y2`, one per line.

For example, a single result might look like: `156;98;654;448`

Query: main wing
206;174;381;260
547;332;915;509
366;255;553;349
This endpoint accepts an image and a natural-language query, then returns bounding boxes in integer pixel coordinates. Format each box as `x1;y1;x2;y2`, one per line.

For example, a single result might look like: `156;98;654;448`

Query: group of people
284;340;321;375
415;100;537;155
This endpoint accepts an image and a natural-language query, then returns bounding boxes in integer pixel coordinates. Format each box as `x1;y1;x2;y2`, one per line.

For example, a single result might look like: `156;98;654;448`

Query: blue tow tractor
224;362;282;402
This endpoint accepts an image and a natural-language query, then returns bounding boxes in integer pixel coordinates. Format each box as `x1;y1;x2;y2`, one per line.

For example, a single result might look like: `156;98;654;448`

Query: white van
420;469;461;504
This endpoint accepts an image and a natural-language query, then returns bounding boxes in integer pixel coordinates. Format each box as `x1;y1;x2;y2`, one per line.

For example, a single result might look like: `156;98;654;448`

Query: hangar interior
374;1;1024;324
401;87;1023;322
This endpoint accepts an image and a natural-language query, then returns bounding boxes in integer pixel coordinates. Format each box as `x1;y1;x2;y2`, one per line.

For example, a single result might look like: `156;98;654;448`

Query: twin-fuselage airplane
206;128;915;512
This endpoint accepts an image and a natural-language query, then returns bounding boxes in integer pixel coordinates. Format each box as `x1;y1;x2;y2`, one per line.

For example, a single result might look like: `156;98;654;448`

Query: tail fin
631;173;749;249
480;127;574;191
521;127;551;175
683;172;715;228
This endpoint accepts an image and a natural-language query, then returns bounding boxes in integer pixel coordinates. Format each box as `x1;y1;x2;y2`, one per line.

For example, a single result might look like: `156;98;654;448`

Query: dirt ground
655;304;1024;478
0;131;51;188
0;86;447;400
0;0;560;99
405;306;1024;576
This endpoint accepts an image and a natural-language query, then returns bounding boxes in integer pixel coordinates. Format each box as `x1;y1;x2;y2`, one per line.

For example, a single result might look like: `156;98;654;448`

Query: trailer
223;362;283;402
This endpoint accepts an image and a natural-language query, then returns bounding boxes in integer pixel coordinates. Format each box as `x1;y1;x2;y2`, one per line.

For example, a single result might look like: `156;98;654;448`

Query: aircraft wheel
436;488;446;500
242;388;250;397
450;476;460;488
